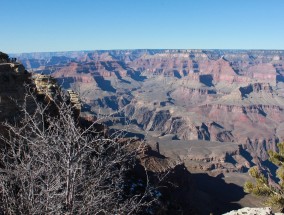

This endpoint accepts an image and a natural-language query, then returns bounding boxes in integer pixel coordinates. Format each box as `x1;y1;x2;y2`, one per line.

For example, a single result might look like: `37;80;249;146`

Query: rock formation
223;207;284;215
12;49;284;167
0;52;9;63
33;74;59;98
0;62;31;121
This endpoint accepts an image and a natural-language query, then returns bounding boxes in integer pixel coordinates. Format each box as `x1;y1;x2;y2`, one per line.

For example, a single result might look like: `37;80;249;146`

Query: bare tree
0;87;158;214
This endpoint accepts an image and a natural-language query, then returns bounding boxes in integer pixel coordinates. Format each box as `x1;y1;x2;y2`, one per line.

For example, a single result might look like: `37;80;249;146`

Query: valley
13;49;284;212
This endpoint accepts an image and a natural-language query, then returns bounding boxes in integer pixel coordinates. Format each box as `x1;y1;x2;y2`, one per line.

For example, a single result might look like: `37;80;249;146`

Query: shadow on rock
94;76;116;93
192;173;245;215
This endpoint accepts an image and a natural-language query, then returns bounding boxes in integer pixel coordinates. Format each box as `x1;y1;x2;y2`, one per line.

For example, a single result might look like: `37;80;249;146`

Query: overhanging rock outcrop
33;74;81;118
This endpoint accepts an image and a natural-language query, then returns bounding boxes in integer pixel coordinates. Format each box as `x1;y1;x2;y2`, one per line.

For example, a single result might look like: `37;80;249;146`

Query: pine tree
244;142;284;212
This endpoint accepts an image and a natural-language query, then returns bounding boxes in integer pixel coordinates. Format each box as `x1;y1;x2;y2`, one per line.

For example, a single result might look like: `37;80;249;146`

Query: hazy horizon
8;48;284;55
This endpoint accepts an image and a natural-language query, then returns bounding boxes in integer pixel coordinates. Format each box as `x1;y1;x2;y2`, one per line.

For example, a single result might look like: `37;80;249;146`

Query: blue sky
1;0;284;53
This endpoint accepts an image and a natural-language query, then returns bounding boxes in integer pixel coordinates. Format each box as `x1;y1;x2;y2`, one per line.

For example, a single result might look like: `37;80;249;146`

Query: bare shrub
0;88;157;214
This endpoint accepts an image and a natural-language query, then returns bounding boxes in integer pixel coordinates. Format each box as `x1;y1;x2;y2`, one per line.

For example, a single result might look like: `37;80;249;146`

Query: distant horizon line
8;48;284;55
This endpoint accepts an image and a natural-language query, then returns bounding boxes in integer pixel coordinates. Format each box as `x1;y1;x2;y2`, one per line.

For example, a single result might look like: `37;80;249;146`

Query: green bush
244;142;284;212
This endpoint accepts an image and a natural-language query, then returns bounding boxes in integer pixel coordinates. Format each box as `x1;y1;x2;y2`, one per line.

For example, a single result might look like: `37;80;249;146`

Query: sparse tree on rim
244;142;284;212
0;87;158;215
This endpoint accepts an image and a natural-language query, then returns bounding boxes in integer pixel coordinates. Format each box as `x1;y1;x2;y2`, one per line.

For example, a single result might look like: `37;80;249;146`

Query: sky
1;0;284;53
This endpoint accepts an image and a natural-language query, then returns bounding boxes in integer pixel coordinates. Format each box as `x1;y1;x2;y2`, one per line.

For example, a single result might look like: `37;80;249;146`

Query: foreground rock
223;207;284;215
0;62;30;121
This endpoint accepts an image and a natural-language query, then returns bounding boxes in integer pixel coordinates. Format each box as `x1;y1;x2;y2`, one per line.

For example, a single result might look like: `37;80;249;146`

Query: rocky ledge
223;207;284;215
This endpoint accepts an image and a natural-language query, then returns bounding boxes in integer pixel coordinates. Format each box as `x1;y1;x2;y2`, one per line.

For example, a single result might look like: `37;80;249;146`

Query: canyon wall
13;49;284;164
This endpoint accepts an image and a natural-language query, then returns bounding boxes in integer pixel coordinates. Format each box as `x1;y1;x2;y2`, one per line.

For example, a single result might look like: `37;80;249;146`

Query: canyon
15;49;284;161
12;49;284;213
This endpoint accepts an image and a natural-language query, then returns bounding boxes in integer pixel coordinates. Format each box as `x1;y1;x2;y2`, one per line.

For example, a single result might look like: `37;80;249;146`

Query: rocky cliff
0;62;30;122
